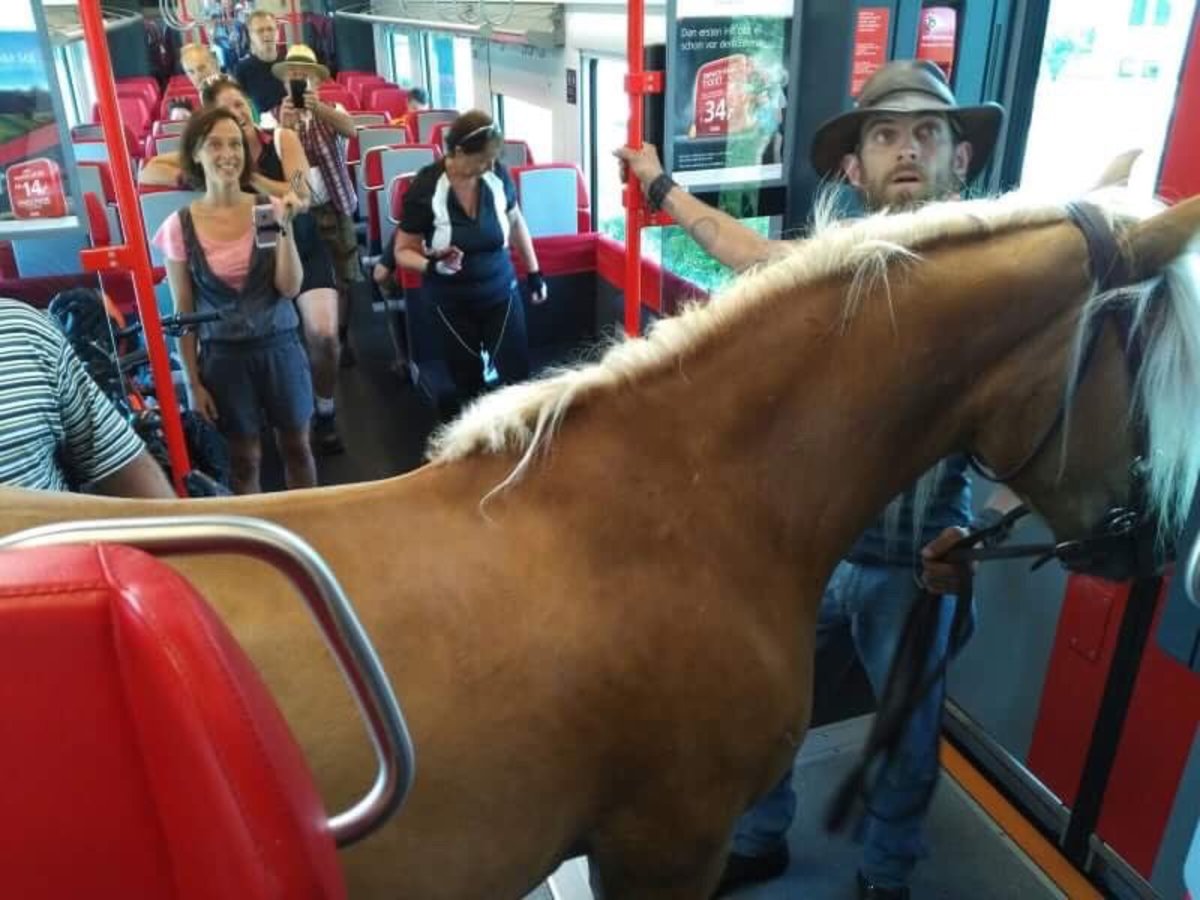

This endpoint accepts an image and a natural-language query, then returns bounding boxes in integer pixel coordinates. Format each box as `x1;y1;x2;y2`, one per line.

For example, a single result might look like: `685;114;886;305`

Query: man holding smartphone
274;43;361;454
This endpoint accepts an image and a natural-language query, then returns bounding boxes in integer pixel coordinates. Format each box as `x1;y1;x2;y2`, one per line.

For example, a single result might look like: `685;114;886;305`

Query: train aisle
727;716;1064;900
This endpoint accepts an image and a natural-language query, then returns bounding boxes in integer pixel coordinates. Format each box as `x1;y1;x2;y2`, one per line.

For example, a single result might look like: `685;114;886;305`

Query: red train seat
0;544;347;900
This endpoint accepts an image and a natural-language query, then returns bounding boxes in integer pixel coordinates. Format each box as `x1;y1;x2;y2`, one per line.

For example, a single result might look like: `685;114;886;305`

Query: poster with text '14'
668;0;792;188
0;14;70;225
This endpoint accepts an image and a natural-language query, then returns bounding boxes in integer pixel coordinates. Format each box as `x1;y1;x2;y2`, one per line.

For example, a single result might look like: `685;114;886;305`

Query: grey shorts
200;330;314;437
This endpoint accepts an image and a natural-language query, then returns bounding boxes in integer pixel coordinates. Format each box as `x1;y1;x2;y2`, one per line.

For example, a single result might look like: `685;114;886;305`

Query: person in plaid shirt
275;44;361;454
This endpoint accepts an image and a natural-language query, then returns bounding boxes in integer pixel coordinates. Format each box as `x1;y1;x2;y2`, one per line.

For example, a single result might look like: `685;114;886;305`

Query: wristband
527;271;545;296
647;173;677;212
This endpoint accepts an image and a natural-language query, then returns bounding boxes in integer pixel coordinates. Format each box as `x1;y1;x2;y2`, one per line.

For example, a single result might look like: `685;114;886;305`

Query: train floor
521;716;1065;900
718;715;1063;900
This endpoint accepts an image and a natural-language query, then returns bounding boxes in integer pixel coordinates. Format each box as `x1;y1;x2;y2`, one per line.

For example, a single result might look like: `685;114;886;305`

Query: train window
59;41;95;129
588;56;629;238
426;34;474;109
495;96;553;171
390;32;415;87
1021;0;1196;196
584;53;770;293
646;215;771;294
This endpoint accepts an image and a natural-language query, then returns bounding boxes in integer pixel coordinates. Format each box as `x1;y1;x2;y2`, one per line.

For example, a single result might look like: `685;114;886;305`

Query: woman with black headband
395;109;547;412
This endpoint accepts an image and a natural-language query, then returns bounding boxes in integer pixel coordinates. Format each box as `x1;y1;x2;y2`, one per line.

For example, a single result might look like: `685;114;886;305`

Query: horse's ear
1122;194;1200;282
1091;149;1142;190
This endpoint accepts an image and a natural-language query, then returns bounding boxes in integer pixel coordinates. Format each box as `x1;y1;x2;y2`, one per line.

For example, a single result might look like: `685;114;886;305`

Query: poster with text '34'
668;0;792;189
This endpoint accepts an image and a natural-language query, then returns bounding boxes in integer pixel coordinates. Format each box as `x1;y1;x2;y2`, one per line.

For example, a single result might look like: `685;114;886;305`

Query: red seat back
317;85;358;111
118;76;161;106
429;121;451;152
336;69;375;85
363;85;407;120
78;161;116;202
94;96;153;137
0;544;347;900
346;74;387;106
83;192;112;246
117;83;155;108
388;174;422;289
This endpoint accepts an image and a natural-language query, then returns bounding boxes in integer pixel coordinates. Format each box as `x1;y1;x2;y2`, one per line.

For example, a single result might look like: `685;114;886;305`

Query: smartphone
253;202;279;249
289;79;306;110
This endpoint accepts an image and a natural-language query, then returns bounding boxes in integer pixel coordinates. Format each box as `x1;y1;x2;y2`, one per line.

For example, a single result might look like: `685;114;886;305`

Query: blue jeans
731;559;971;890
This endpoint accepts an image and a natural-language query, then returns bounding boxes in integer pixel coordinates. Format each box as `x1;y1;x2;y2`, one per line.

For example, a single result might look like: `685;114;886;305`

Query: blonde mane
426;189;1198;532
428;191;1075;474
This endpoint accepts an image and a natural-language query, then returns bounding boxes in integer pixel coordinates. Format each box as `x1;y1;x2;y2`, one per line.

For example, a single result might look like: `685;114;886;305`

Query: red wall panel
1159;10;1200;200
1027;575;1200;876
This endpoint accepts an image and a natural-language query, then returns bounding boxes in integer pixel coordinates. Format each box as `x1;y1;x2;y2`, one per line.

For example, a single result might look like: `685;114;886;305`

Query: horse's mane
427;189;1200;535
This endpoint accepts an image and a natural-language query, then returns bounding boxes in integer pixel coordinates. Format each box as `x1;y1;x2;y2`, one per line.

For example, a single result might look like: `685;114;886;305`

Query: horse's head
966;193;1200;579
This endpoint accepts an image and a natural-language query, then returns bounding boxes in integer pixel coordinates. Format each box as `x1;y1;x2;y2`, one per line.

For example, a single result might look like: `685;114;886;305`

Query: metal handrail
45;5;142;44
0;515;415;847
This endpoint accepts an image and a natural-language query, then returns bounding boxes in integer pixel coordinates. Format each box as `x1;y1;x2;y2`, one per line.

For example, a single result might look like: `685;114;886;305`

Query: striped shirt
0;299;145;491
296;113;357;217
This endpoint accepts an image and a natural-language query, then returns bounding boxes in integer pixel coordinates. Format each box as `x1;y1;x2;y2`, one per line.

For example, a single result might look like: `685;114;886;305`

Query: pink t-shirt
152;199;282;293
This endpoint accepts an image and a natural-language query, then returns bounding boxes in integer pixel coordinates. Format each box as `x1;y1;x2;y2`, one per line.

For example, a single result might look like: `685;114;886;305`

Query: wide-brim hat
811;59;1005;182
271;44;330;82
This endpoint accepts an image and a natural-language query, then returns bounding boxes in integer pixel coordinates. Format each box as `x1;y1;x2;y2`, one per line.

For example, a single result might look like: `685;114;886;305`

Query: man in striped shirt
0;299;174;497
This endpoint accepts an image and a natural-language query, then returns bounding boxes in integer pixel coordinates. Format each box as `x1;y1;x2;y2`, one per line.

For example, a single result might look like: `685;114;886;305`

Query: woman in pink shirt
153;106;316;494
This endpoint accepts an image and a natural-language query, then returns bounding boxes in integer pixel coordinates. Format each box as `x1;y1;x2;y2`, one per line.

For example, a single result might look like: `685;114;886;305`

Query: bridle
949;201;1168;584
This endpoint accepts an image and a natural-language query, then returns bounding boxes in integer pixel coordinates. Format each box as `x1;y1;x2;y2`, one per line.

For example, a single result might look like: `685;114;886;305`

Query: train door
948;4;1200;897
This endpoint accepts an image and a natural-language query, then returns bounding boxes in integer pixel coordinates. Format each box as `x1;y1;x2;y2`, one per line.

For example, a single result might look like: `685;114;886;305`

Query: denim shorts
200;330;314;436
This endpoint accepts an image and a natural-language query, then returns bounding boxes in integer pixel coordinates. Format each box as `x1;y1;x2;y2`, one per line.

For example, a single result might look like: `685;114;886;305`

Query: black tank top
254;131;285;183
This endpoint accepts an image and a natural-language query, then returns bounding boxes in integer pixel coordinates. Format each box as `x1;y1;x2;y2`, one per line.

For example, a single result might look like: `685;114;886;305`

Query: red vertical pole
79;0;190;495
289;0;302;45
624;0;646;337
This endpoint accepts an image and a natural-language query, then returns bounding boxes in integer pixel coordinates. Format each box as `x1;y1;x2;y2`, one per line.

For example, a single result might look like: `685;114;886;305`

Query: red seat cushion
0;544;346;900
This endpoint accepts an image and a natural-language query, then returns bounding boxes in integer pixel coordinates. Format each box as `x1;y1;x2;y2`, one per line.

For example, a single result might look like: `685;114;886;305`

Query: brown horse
2;190;1199;899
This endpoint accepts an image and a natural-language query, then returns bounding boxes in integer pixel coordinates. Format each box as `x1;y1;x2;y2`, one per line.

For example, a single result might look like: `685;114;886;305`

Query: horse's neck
601;230;1080;577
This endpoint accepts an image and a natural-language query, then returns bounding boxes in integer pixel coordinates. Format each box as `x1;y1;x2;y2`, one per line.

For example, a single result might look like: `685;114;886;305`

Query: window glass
499;95;553;165
1021;0;1196;196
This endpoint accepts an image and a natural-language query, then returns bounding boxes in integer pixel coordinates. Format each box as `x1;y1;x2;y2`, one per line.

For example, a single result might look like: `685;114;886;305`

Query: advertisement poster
851;8;891;97
916;6;957;82
0;9;71;227
668;0;792;188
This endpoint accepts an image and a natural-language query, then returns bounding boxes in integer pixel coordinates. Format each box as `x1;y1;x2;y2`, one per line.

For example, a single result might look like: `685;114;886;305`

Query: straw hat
810;59;1004;181
271;44;330;82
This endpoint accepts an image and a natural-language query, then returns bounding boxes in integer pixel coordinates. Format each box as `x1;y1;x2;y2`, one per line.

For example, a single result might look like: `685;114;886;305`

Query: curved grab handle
0;515;414;846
